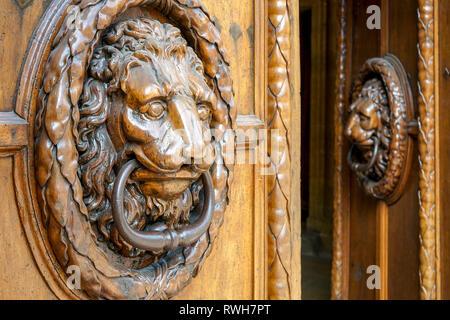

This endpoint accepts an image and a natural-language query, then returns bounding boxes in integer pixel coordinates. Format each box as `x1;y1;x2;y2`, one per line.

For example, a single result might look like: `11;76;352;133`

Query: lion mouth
131;165;202;182
130;164;202;200
129;145;211;178
352;137;376;149
355;143;373;151
121;146;209;199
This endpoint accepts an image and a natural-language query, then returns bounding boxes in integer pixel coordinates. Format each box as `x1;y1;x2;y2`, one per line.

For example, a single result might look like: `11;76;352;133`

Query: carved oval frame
349;54;415;204
16;0;234;300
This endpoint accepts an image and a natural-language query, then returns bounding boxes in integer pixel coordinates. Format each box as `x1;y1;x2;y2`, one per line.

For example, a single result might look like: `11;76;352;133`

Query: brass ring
347;136;379;175
111;159;214;252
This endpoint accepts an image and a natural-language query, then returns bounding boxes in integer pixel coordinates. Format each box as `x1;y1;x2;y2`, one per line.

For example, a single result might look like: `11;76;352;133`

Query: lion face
77;18;217;257
345;78;389;150
107;50;216;200
345;78;391;180
345;96;380;148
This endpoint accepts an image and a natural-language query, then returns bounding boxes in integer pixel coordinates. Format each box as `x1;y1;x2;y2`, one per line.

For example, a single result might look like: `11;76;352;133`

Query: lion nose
345;113;356;139
167;96;207;161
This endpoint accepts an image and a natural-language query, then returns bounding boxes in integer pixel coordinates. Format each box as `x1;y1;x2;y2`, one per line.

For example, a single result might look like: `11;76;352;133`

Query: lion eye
197;103;211;121
359;112;370;122
140;100;166;120
358;112;370;122
358;112;375;130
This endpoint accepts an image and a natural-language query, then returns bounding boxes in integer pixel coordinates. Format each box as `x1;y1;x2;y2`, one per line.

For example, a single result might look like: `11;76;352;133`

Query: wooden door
331;0;449;300
0;0;301;300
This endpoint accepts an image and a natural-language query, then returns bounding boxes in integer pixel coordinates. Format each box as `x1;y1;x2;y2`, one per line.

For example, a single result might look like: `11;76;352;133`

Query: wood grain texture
346;0;380;300
417;0;437;300
0;0;49;112
381;0;420;300
0;112;28;151
289;0;301;300
235;114;265;151
331;0;349;300
175;0;269;300
267;0;292;300
14;0;34;9
0;156;56;300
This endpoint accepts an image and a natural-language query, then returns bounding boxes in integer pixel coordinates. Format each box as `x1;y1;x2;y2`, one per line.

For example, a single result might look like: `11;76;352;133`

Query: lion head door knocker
85;18;218;256
22;0;234;300
345;54;417;204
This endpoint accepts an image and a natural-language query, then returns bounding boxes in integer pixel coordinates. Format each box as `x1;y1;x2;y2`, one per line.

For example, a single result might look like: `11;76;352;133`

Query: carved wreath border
351;55;412;204
33;0;235;299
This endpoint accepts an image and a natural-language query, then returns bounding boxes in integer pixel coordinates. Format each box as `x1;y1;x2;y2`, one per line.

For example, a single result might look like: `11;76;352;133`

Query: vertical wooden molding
253;0;268;300
267;0;293;299
290;0;302;300
376;202;389;300
331;0;350;300
433;0;441;300
417;0;438;300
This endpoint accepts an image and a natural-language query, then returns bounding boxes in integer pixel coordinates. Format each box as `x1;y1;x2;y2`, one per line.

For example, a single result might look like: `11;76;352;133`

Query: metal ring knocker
347;136;380;177
112;159;214;252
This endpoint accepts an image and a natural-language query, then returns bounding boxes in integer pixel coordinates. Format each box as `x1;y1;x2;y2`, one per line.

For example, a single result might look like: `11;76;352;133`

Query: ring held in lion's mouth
131;164;203;199
111;159;214;252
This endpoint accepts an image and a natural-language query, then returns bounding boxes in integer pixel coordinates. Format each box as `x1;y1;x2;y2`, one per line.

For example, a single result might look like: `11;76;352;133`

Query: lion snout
182;142;215;172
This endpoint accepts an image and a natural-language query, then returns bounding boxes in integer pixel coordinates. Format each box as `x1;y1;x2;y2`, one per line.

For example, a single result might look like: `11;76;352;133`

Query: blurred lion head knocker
78;18;217;257
345;78;390;182
342;55;415;204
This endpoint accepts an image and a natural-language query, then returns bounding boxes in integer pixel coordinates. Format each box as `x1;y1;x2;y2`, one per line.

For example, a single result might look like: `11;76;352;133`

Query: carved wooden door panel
0;0;301;300
331;0;449;300
331;0;421;300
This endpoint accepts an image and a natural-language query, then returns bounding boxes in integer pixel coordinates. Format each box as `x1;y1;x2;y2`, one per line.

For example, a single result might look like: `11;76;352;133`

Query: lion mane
76;18;204;257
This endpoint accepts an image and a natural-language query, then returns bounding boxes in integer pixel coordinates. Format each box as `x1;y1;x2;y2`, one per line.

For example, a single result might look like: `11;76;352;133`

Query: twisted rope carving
331;0;348;300
417;0;437;300
35;0;234;300
267;0;292;300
